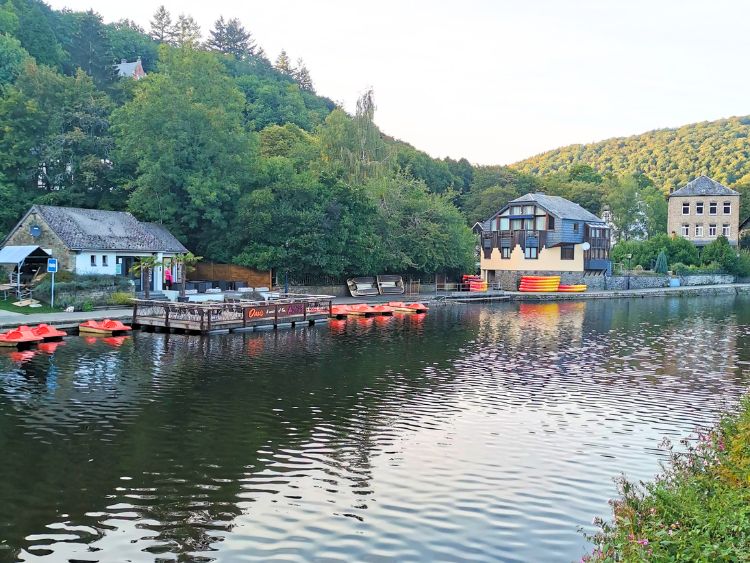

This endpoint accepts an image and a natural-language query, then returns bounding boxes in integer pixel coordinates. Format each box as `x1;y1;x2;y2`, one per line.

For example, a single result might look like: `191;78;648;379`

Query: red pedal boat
21;324;67;341
79;319;132;335
387;302;429;313
0;327;43;347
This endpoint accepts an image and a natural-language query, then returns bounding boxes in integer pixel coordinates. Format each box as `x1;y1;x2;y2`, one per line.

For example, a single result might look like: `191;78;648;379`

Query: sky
46;0;750;165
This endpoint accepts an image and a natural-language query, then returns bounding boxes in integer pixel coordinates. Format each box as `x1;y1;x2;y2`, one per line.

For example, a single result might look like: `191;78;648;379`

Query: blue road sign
47;258;58;273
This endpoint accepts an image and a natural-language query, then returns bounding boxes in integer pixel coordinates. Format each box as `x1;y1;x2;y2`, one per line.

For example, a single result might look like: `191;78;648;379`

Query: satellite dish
29;224;41;238
582;242;591;251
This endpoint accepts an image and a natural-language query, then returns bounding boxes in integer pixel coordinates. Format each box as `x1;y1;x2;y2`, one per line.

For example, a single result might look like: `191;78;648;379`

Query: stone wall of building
667;195;740;245
3;212;76;270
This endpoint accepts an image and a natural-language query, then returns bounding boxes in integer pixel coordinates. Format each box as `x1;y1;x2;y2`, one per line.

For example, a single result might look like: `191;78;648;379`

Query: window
102;255;108;267
682;202;690;215
535;216;546;230
548;215;555;230
709;202;717;215
695;201;704;215
724;201;732;214
561;245;575;260
723;224;731;237
511;206;522;215
681;224;689;236
499;217;509;231
573;223;579;233
523;205;534;215
501;247;511;259
90;255;96;267
709;224;717;236
695;225;704;237
524;246;538;259
511;219;522;230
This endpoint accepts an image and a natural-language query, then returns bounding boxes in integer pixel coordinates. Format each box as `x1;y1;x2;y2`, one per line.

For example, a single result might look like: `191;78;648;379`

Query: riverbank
585;396;750;561
2;284;750;329
508;282;750;301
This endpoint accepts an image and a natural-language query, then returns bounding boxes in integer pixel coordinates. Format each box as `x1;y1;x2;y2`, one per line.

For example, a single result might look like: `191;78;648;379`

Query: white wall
75;252;117;275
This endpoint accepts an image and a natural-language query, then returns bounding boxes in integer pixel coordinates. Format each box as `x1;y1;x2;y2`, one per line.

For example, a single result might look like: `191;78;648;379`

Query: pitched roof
0;245;49;265
508;193;604;223
32;205;187;252
669;175;739;197
114;58;145;79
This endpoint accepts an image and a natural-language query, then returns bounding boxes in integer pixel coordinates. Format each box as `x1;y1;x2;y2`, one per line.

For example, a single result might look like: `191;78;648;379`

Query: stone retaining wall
495;271;736;291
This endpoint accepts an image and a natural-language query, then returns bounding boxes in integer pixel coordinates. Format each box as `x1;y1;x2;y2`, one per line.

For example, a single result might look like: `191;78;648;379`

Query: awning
0;245;50;265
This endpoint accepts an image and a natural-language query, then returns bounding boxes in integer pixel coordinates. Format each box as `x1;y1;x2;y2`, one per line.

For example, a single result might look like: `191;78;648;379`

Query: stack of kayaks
557;284;587;293
518;276;560;292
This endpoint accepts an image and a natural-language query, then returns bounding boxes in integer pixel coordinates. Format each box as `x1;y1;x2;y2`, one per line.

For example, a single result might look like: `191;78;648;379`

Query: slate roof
508;193;605;223
669;175;739;197
114;58;145;79
32;205;187;252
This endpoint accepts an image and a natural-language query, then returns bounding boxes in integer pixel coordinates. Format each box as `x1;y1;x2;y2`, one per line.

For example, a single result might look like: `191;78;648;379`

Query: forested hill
0;0;476;277
512;116;750;191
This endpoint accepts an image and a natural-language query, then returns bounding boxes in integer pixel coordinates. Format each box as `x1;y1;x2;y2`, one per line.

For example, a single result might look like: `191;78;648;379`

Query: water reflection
0;297;748;562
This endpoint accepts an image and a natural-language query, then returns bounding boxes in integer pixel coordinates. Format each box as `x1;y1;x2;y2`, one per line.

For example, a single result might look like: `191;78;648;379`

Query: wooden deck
132;295;334;334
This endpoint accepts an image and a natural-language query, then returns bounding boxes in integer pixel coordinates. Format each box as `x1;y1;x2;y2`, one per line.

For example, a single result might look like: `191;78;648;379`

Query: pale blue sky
47;0;750;165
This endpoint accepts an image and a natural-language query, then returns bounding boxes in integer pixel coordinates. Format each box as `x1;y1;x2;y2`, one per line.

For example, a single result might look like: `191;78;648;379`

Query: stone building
1;205;187;292
667;176;740;246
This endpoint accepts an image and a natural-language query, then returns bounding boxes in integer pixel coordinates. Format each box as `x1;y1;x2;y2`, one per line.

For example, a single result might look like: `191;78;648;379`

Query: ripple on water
0;296;749;561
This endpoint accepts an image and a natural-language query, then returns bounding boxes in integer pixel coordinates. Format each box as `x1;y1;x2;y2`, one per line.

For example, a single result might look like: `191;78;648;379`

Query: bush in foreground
585;397;750;561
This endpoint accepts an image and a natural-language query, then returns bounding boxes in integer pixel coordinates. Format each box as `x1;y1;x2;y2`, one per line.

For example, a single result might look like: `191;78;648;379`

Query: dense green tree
0;32;28;86
606;175;644;241
654;249;668;274
207;16;255;60
112;46;257;255
8;0;64;67
59;10;111;85
640;185;668;238
0;1;19;34
0;62;117;212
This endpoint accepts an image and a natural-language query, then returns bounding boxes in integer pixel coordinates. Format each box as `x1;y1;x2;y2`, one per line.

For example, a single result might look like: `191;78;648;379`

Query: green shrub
586;396;750;561
108;291;134;306
81;301;94;312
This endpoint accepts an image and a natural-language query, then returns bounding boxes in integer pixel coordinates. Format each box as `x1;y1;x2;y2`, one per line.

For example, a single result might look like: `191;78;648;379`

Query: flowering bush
584;397;750;561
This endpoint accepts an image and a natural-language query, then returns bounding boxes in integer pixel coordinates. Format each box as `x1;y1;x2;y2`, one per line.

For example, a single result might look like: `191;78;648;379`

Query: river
1;296;748;562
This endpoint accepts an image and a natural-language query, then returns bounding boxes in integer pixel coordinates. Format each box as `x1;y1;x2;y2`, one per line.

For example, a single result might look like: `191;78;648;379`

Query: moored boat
29;324;66;341
387;301;429;313
79;319;132;335
0;327;43;347
330;305;351;319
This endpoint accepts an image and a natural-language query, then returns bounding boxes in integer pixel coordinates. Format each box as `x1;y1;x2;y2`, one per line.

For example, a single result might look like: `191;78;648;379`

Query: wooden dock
132;295;334;334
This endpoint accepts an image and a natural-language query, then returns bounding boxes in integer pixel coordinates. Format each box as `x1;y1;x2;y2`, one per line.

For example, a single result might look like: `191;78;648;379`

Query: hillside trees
112;46;257;256
0;62;116;215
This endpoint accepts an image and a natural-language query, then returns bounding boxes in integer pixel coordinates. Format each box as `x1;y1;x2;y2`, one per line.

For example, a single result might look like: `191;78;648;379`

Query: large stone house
1;205;187;292
667;176;740;246
476;193;611;288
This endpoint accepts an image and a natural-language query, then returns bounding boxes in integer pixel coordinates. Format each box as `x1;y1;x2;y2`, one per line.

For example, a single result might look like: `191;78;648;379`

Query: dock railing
132;295;334;333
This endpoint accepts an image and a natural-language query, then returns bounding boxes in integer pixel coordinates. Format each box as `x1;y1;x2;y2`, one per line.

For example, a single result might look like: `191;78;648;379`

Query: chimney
137;56;141;62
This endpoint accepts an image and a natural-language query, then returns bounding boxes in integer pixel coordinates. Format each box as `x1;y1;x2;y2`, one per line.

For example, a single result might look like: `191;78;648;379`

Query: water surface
1;296;749;562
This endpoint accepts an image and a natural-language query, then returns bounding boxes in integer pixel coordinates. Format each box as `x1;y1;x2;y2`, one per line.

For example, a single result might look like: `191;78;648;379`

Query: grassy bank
585;397;750;561
0;298;60;315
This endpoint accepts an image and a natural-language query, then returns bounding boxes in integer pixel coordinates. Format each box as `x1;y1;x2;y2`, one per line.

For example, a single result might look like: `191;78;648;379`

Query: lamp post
625;253;632;290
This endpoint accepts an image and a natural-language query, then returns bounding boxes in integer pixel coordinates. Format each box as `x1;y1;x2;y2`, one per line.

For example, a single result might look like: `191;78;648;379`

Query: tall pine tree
275;49;292;74
149;5;174;43
294;58;314;92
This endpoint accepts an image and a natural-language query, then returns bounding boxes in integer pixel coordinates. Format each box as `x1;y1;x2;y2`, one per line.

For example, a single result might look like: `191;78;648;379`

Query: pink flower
637;538;649;546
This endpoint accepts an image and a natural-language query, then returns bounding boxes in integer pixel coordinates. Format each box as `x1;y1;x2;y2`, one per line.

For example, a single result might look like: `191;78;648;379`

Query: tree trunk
144;266;151;299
